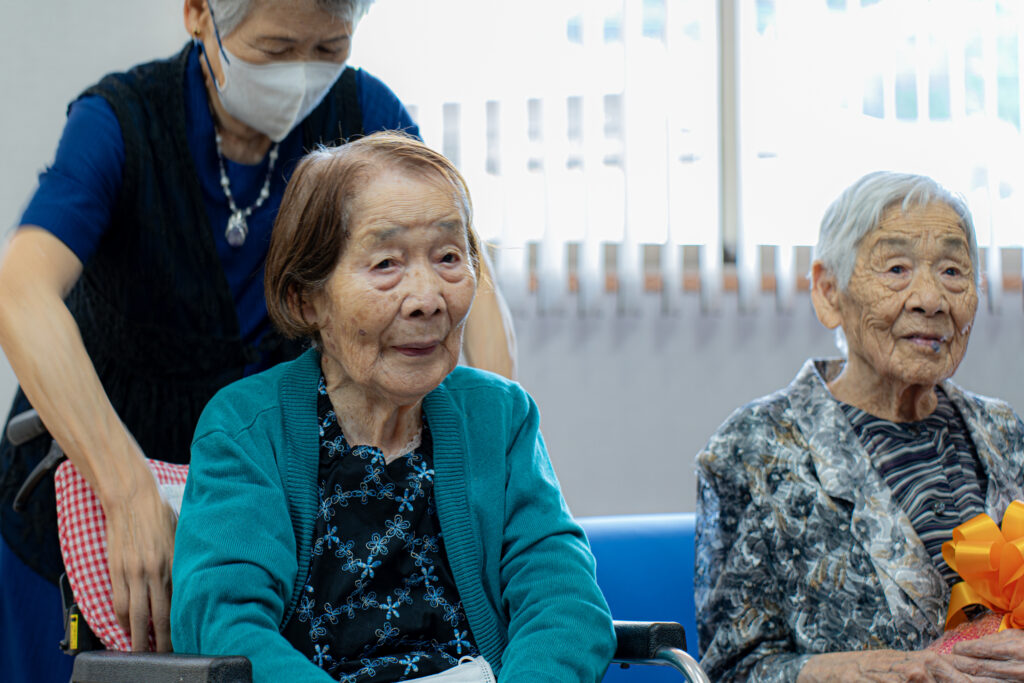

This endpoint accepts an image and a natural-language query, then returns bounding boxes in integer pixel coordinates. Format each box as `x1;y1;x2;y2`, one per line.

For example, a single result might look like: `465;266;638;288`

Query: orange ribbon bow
943;500;1024;631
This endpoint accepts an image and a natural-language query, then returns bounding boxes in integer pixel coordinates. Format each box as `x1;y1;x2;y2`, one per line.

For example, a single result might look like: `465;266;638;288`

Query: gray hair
814;170;980;291
209;0;375;37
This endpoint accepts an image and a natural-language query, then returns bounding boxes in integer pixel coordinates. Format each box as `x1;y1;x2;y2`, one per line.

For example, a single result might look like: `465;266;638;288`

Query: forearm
499;547;615;682
499;405;615;680
463;250;517;379
797;649;962;682
174;429;331;681
499;530;615;681
799;653;859;682
696;465;797;682
172;565;332;683
0;229;154;507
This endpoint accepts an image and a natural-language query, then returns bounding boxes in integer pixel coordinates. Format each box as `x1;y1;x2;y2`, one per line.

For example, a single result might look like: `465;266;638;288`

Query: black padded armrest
70;625;691;682
613;620;687;661
70;651;252;683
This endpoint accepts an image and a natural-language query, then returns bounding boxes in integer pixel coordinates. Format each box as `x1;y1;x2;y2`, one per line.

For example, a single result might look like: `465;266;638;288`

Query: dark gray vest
0;43;363;581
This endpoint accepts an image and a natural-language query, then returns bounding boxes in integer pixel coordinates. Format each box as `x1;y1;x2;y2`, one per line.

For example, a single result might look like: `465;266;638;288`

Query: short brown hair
265;131;483;342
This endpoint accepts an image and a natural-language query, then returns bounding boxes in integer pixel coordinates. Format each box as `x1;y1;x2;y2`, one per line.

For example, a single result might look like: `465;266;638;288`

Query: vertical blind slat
540;91;571;314
497;97;531;314
619;0;645;314
376;0;1024;316
982;5;1002;312
699;0;725;311
734;0;757;311
577;3;610;315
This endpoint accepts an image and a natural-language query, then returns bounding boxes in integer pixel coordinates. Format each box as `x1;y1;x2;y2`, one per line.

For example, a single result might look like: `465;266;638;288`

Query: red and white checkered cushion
54;458;188;651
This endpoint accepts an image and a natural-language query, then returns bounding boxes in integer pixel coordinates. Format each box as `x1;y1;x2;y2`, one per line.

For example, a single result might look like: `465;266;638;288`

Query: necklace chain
214;131;280;248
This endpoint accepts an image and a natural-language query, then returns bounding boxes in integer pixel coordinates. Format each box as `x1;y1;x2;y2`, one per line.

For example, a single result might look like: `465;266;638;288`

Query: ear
810;261;843;330
289;287;322;329
183;0;208;40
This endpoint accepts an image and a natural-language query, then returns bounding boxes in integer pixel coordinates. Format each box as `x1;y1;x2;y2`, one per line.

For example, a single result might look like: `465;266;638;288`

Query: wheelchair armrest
613;620;710;683
613;620;686;660
70;651;252;683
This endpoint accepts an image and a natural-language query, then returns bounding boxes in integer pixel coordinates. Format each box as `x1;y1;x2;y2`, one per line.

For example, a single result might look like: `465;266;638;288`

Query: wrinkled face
836;202;978;388
307;168;477;405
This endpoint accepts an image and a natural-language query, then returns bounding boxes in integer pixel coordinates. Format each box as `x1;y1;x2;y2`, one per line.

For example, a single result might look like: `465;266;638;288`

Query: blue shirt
21;48;418;363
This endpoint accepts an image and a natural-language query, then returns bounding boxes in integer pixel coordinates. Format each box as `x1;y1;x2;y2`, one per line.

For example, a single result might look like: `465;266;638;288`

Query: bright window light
351;0;1023;312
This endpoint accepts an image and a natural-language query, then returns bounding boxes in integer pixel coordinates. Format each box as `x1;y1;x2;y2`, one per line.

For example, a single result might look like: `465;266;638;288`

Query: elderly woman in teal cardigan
170;132;615;682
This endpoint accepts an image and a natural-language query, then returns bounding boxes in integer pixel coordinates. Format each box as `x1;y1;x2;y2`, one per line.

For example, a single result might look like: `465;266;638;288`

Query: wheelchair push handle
7;409;67;513
6;408;47;446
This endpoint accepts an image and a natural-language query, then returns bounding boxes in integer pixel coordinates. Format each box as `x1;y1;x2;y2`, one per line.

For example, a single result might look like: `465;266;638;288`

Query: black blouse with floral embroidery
281;375;479;682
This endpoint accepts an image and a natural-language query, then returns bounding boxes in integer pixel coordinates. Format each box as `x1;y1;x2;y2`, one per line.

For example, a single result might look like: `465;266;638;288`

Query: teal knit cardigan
171;349;615;682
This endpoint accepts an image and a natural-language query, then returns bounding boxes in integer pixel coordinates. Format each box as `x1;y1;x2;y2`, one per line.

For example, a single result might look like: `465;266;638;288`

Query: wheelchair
8;410;709;683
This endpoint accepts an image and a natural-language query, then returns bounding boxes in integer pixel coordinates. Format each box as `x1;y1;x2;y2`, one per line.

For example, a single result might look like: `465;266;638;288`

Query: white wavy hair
814;171;980;355
814;170;980;291
209;0;375;36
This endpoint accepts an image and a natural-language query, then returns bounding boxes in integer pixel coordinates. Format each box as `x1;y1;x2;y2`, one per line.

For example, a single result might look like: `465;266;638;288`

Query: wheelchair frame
8;409;709;682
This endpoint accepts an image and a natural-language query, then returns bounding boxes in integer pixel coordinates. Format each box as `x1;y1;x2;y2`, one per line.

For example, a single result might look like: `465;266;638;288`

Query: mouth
902;333;949;352
392;341;441;357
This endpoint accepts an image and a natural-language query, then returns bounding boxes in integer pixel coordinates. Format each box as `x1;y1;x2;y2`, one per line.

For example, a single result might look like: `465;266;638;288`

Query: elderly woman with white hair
0;0;514;679
695;171;1024;681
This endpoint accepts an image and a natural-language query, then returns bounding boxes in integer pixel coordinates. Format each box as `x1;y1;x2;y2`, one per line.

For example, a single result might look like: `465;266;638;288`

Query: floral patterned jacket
695;359;1024;682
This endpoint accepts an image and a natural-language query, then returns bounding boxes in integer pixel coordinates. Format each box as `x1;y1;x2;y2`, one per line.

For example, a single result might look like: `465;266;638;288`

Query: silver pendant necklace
214;131;280;248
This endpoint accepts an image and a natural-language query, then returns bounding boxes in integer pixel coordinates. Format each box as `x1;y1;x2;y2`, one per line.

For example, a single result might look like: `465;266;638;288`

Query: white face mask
198;30;346;142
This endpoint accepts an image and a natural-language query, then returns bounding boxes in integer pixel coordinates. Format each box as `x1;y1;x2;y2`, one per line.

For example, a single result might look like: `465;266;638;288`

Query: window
353;0;1024;313
739;0;1024;309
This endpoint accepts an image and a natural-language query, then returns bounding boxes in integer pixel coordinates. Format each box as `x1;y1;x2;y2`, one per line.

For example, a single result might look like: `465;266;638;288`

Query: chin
385;368;452;404
891;367;953;388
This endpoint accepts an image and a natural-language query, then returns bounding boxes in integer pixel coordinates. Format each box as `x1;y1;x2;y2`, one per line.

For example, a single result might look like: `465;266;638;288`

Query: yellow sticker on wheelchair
69;614;79;650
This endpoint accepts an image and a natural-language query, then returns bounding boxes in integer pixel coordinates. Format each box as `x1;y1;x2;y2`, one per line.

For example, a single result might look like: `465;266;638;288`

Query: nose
906;270;946;316
399;262;446;320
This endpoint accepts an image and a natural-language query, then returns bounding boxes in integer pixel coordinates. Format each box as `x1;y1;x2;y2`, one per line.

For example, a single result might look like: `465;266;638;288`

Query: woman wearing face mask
0;1;516;680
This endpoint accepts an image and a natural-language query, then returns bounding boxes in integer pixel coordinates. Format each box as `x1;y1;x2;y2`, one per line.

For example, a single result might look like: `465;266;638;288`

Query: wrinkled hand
104;481;177;652
800;649;971;682
949;628;1024;681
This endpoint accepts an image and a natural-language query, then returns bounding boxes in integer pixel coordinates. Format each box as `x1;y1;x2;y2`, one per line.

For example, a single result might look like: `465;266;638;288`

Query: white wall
2;2;1023;518
513;292;1024;516
0;2;185;235
3;283;1021;517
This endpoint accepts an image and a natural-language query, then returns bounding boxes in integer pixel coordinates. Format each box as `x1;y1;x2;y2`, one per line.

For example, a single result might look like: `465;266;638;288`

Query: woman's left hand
949;628;1024;680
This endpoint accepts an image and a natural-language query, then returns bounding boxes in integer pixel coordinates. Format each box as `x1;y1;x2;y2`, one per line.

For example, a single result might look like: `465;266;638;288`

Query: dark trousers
0;534;74;682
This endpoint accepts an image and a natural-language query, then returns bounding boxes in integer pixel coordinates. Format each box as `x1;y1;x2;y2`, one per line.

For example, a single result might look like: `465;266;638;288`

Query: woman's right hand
103;461;178;652
948;628;1024;680
0;228;176;651
799;649;972;682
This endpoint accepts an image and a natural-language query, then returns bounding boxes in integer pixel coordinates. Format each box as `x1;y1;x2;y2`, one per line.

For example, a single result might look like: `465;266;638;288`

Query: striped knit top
840;387;988;586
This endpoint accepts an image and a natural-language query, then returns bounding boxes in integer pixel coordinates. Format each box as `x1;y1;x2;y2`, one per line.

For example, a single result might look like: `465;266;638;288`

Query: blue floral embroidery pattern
281;375;478;681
